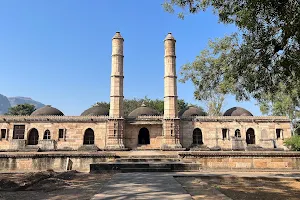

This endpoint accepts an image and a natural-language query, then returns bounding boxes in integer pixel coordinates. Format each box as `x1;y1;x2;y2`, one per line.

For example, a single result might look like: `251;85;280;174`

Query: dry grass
0;171;114;200
176;176;300;200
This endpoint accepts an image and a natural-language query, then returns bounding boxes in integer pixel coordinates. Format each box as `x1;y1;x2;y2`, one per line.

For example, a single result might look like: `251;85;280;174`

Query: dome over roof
164;32;175;41
223;107;253;116
81;105;109;116
128;102;159;117
31;105;64;116
179;106;206;117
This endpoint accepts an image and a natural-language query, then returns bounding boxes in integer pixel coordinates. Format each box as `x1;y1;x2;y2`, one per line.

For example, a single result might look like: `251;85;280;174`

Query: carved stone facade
0;32;292;151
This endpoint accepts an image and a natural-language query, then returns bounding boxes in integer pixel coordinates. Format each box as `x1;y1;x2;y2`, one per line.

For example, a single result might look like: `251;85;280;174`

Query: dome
31;105;64;116
128;102;159;117
164;32;175;41
81;105;109;116
223;107;253;116
179;106;206;117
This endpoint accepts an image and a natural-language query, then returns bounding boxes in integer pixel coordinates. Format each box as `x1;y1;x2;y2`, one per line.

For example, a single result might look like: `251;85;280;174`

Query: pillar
162;33;182;149
105;32;125;150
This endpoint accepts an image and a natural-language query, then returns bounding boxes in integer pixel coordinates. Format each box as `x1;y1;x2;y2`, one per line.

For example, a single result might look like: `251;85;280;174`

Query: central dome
223;107;253;116
128;102;159;117
31;105;64;116
81;105;109;116
179;105;206;117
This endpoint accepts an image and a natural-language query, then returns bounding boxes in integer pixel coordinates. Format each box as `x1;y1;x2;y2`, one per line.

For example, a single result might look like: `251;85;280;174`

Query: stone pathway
91;173;192;200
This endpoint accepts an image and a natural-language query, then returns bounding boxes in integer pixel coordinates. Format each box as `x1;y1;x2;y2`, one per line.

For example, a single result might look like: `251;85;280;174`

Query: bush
284;135;300;151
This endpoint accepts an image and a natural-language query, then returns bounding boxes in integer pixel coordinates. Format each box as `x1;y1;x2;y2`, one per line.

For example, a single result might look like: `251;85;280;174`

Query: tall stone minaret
109;32;124;118
164;33;178;118
162;33;182;149
105;32;125;150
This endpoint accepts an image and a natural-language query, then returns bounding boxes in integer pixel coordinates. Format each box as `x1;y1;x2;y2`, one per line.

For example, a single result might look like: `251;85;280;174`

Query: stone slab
91;173;192;200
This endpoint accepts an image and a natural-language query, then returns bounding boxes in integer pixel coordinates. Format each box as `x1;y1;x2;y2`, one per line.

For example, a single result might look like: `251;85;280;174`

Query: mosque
0;32;291;152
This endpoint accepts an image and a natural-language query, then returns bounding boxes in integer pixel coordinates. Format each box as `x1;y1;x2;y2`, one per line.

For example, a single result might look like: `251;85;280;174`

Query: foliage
164;0;300;117
93;101;110;110
259;83;300;123
284;135;300;151
205;93;225;116
5;103;36;115
95;97;205;116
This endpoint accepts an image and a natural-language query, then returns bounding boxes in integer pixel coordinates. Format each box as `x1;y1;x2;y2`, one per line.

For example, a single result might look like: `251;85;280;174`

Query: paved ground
91;171;300;200
91;173;193;200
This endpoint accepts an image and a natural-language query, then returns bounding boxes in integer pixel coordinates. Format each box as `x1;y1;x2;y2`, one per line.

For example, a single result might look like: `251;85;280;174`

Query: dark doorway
28;128;39;145
83;128;95;145
193;128;203;145
246;128;255;144
138;128;150;145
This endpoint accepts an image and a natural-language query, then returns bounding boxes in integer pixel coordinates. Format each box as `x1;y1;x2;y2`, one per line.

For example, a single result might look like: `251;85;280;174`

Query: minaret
109;32;124;118
164;33;178;118
105;32;125;150
162;33;182;149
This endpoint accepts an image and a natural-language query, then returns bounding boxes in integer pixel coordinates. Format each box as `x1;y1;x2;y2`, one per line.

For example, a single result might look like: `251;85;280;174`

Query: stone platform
0;150;300;172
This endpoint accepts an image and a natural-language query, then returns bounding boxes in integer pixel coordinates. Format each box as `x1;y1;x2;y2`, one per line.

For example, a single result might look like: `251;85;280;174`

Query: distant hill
0;94;45;115
0;94;11;115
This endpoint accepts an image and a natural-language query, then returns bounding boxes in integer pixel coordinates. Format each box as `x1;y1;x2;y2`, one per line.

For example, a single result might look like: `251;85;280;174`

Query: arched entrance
83;128;94;145
138;128;150;145
193;128;203;145
28;128;39;145
246;128;255;144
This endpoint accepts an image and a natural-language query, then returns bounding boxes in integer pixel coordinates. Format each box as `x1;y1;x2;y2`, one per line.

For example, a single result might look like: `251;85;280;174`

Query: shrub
284;135;300;151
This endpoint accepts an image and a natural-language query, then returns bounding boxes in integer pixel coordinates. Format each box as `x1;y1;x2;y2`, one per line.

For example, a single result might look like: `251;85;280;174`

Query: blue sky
0;0;261;116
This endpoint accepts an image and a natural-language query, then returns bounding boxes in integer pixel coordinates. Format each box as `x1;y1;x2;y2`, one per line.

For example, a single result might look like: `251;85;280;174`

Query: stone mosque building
0;32;291;152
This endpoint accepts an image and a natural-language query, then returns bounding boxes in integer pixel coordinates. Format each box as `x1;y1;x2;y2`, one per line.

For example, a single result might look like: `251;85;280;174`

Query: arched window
193;128;203;145
28;128;39;145
43;130;51;140
235;129;241;138
246;128;255;144
83;128;94;145
138;127;150;144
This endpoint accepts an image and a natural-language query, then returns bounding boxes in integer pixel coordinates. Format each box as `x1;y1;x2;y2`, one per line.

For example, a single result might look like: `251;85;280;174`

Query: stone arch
235;129;241;138
83;128;94;145
246;128;255;144
43;129;51;140
28;128;39;145
138;127;150;145
193;128;203;145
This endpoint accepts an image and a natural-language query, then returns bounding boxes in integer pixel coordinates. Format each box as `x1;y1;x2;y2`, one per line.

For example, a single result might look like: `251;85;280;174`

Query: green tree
164;0;300;115
95;98;204;116
259;83;300;124
205;93;225;116
5;103;36;115
93;101;110;111
284;135;300;151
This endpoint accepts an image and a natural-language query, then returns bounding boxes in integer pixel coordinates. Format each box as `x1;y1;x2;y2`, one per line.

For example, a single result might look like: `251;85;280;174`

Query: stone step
90;162;202;172
121;168;171;172
116;158;181;162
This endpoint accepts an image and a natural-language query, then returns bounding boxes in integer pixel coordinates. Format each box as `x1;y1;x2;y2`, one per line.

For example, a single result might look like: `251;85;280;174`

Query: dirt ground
0;171;113;200
176;176;300;200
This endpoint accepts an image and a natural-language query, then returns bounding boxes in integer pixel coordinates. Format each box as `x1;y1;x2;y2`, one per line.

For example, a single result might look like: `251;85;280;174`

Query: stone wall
179;151;300;170
180;119;291;150
124;123;163;149
0;153;116;172
0;121;107;151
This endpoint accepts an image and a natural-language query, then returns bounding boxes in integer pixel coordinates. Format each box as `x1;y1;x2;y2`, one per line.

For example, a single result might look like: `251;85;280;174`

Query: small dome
164;32;176;41
81;105;109;116
223;107;253;116
112;31;124;40
128;102;159;117
31;105;64;116
179;106;206;117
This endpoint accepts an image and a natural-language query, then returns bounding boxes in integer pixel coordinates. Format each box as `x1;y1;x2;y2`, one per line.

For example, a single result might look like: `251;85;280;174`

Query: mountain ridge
0;94;45;114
